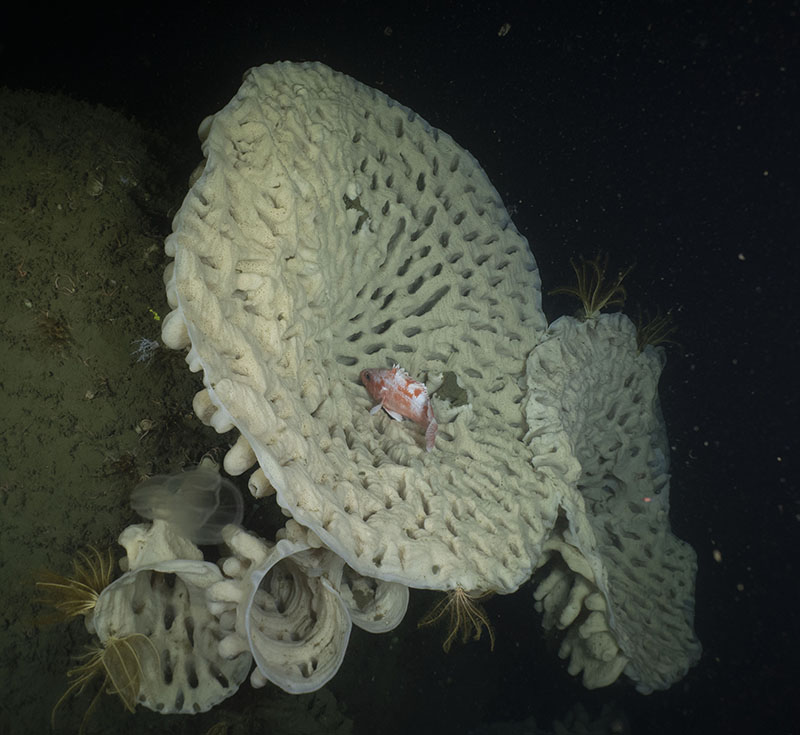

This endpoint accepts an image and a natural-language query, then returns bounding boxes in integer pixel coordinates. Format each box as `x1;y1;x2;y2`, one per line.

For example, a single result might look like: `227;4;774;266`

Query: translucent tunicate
130;464;244;545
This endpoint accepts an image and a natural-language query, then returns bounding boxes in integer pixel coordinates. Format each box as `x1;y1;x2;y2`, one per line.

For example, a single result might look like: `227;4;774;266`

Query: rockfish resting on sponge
360;364;438;451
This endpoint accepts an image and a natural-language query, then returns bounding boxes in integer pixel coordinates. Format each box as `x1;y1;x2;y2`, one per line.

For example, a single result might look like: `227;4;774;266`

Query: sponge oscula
162;61;552;596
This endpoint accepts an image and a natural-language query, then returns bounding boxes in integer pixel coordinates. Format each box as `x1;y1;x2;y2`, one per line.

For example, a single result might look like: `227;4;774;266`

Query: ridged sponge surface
162;61;700;692
164;61;551;594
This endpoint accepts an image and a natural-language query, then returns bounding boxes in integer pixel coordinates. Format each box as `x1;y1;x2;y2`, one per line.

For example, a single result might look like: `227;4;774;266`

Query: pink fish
360;364;438;451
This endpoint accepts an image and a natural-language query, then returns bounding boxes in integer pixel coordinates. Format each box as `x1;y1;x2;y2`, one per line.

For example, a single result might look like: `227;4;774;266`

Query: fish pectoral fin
425;417;438;451
369;403;383;415
384;408;405;421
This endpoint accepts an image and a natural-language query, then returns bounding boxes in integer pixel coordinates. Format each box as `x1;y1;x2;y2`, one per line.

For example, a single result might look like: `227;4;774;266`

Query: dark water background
1;2;796;733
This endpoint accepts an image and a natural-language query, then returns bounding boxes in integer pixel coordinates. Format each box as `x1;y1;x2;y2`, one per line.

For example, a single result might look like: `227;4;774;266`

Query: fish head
360;368;385;399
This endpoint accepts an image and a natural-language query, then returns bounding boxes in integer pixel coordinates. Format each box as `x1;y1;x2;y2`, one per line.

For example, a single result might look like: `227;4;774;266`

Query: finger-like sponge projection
525;313;701;691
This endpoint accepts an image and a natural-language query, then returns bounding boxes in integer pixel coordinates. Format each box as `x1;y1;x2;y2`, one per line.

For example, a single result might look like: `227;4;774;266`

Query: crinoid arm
636;308;680;352
102;634;159;713
50;645;106;731
36;546;114;620
51;634;159;734
418;587;496;653
550;253;633;320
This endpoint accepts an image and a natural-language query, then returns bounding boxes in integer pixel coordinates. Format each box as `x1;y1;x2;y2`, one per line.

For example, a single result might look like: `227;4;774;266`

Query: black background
2;2;796;733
